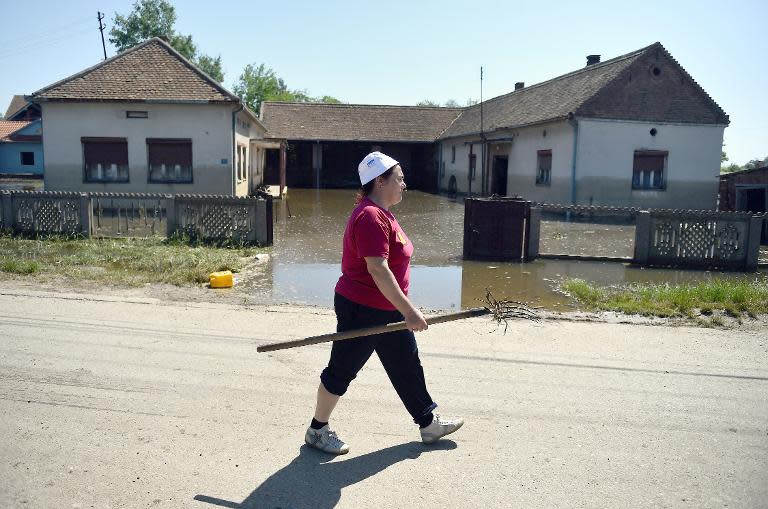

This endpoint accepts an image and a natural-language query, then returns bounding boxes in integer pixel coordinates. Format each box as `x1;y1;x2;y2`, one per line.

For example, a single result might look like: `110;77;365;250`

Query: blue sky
1;0;765;165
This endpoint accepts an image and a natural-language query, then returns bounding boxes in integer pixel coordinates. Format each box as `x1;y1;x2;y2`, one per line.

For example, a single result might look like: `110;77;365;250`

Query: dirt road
1;286;766;508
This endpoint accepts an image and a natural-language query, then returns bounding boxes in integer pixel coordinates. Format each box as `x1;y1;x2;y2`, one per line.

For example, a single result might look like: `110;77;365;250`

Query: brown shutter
147;139;192;167
83;140;128;165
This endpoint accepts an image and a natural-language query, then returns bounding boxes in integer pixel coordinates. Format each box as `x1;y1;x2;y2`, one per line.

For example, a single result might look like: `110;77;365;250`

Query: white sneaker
420;414;464;444
305;425;350;455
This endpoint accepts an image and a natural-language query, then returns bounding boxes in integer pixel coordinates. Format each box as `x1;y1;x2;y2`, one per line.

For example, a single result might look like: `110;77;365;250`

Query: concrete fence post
255;197;273;246
634;211;651;265
1;191;12;231
165;195;176;239
79;193;92;237
526;206;541;260
745;215;762;270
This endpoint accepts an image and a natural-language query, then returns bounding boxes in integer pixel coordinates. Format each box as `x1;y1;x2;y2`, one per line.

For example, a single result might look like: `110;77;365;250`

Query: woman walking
305;151;463;455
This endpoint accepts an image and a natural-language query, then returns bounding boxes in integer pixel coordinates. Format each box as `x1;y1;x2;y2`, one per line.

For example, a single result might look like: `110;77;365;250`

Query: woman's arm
364;256;428;331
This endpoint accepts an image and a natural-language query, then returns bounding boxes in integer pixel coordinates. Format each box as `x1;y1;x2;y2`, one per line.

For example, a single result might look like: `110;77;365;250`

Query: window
20;152;35;166
469;152;476;180
451;145;456;163
632;150;667;190
82;137;129;182
126;110;148;119
237;144;247;181
147;138;192;183
536;150;552;186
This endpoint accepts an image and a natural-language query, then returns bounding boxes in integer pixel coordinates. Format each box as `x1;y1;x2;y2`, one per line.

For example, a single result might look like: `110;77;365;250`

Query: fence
468;201;765;271
0;191;272;246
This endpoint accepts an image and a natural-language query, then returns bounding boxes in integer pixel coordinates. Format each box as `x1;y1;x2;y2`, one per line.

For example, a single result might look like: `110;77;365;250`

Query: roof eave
439;115;571;141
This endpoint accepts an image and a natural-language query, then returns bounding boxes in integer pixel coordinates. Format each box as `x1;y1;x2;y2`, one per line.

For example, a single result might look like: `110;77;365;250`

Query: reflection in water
246;189;766;311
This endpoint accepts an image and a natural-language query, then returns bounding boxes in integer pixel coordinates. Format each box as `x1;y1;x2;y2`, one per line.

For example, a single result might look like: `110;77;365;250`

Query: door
492;156;508;196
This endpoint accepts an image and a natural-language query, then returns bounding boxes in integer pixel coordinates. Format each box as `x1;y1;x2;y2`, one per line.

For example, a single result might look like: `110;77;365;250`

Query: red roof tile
0;120;32;140
31;38;238;104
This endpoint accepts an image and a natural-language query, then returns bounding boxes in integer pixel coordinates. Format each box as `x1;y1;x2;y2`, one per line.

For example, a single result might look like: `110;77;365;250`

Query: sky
1;0;765;165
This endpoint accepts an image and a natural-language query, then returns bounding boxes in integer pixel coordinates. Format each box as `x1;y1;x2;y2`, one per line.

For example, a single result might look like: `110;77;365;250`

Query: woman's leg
375;326;437;424
313;383;340;422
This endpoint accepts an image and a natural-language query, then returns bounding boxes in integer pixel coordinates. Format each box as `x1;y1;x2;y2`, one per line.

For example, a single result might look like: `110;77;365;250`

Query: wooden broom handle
257;307;491;353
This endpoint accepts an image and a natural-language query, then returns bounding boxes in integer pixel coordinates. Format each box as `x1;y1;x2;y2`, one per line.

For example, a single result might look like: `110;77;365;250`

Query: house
4;95;42;121
29;37;267;196
260;42;728;210
719;166;767;213
0;119;43;176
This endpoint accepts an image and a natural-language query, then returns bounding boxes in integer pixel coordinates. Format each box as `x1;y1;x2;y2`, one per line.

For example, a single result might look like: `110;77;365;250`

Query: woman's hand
365;256;428;332
404;309;428;332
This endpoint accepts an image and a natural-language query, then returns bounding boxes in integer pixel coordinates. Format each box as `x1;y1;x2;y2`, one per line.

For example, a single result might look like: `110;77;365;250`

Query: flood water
244;189;767;311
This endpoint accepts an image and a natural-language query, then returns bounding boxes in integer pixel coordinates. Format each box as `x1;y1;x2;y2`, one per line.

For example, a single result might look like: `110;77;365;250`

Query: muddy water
246;189;766;311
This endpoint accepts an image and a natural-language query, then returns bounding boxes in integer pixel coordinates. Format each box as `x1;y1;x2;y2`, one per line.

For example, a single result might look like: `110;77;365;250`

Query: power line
0;15;93;48
0;26;94;61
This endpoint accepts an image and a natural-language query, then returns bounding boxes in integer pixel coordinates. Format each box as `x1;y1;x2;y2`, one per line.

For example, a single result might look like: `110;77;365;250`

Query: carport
259;102;461;192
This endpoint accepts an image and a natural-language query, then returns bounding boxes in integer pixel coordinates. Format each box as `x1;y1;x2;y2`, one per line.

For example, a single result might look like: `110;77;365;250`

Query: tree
195;54;224;83
744;157;768;170
233;63;341;112
416;99;463;107
109;0;224;82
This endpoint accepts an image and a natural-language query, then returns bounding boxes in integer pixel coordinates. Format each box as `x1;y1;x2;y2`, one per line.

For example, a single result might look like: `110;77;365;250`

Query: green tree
233;63;340;112
109;0;224;82
721;163;742;174
195;54;224;82
744;156;768;170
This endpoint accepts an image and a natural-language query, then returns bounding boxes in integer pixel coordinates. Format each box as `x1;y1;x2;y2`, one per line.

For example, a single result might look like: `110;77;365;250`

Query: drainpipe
568;113;579;218
232;104;244;196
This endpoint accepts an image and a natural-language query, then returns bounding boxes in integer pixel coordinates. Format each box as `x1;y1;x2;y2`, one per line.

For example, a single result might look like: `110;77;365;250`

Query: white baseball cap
358;151;399;185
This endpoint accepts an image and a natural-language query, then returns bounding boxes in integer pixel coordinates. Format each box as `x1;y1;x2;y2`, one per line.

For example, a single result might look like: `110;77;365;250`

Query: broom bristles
482;288;540;333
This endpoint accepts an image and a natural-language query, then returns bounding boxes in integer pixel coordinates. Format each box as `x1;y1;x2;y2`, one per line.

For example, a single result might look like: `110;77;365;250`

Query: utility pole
480;66;485;195
97;11;107;60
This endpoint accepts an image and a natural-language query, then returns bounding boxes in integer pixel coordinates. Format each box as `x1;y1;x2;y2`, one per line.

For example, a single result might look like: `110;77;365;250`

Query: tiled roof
4;95;28;118
259;42;728;142
260;102;463;142
30;38;239;104
0;120;32;140
442;42;728;139
441;47;647;139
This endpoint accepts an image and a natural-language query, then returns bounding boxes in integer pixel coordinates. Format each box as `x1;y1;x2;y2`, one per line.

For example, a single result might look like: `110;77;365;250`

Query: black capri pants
320;293;437;424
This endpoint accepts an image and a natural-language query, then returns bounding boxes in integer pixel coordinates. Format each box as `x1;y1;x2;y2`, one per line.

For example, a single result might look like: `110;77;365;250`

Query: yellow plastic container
209;271;234;288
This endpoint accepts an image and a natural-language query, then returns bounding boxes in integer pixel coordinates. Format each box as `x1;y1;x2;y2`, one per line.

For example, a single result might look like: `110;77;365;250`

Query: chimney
515;82;524;90
586;54;601;66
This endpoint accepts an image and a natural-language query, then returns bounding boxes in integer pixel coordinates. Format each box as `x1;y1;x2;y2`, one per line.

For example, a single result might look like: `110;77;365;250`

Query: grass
0;233;267;287
561;277;768;319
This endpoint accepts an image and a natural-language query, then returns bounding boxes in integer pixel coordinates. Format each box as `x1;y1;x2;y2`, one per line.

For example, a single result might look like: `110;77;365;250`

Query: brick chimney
515;82;524;90
586;54;601;66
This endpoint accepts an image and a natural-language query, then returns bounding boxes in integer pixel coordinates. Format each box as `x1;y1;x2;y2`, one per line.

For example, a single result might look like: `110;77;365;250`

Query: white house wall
505;122;574;203
234;110;266;196
41;102;235;194
439;137;483;194
576;119;725;209
439;121;573;200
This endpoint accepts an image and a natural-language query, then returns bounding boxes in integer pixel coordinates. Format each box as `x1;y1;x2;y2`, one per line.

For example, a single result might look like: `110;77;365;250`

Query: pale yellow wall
42;102;236;194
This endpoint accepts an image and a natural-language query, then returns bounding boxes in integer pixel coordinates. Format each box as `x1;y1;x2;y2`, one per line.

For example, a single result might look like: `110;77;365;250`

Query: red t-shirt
335;197;414;311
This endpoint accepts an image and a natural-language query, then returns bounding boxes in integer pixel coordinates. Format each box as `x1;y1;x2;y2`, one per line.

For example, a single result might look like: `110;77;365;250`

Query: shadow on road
194;440;457;509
